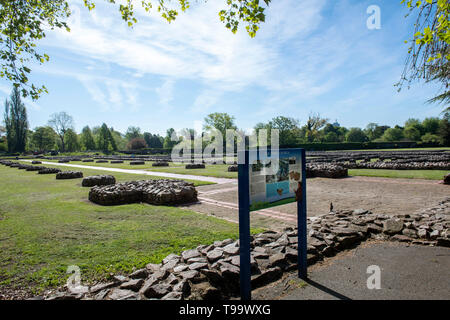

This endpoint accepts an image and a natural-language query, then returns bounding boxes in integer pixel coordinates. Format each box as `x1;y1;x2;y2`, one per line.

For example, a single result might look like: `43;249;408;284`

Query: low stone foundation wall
26;166;46;172
110;160;124;164
343;161;450;170
38;168;62;174
88;179;198;206
56;171;83;179
152;162;169;167
82;159;94;163
82;175;116;187
130;161;145;165
306;163;348;178
185;164;205;169
95;160;109;163
45;198;449;300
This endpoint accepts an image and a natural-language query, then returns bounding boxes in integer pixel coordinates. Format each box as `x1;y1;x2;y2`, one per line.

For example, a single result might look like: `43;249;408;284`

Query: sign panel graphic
249;149;303;211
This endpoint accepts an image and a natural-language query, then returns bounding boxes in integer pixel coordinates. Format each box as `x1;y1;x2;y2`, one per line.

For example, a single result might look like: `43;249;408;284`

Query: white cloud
155;78;175;110
191;90;222;113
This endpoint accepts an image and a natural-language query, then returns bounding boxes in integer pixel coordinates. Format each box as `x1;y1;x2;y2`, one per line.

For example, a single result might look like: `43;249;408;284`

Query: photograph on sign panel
250;151;303;211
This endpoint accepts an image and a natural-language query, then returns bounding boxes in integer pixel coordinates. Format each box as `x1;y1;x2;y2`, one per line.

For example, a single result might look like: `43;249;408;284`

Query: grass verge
0;165;259;295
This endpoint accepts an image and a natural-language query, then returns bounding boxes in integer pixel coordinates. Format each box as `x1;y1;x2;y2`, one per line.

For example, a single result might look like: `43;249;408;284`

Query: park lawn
0;165;256;295
348;169;449;180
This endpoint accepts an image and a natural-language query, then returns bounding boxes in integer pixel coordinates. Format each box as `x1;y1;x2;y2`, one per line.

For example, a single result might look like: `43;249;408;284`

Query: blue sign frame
238;148;307;300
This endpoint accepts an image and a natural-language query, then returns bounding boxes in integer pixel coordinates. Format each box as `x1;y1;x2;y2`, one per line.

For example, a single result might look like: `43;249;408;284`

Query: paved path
21;160;235;184
253;241;450;300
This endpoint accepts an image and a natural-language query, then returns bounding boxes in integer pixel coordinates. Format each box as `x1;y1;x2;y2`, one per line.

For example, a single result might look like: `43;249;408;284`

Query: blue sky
0;0;445;136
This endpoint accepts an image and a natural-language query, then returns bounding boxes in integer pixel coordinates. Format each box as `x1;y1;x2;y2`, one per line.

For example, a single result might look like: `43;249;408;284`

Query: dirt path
21;160;235;184
182;176;450;231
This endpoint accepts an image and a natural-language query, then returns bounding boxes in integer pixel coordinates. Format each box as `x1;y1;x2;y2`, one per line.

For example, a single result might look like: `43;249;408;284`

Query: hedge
120;141;445;154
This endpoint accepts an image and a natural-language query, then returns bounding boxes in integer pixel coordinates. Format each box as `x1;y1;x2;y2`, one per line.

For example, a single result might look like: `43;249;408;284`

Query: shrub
126;138;147;150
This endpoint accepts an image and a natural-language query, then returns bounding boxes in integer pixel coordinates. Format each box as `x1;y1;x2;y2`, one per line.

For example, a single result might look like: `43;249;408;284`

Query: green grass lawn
0;165;256;295
348;169;449;180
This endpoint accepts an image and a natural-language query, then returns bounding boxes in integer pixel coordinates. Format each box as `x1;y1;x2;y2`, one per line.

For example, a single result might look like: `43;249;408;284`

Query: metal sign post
238;149;251;300
298;149;307;279
237;148;307;300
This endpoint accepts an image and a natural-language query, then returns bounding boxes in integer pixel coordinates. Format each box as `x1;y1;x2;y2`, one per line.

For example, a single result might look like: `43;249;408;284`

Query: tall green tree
3;87;29;152
31;126;56;152
304;113;328;142
380;127;404;142
125;126;142;141
345;128;368;143
422;117;441;134
163;128;177;149
437;111;450;145
97;123;117;152
80;126;96;150
144;132;164;148
64;128;80;152
204;112;237;137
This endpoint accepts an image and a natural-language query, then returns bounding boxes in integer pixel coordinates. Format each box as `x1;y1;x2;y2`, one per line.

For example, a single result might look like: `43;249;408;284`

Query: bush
421;133;442;144
126;138;147;150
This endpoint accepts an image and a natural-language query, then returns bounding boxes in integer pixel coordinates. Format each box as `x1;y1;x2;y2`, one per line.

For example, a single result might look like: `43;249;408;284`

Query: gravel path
21;160;235;184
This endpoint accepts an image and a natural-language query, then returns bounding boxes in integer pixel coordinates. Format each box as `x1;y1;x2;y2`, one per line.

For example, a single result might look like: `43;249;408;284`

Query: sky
0;0;446;136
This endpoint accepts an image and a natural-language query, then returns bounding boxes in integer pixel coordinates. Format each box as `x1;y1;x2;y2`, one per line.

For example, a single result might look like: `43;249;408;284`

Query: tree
345;128;368;143
163;128;177;149
421;132;442;144
64;128;80;152
3;87;29;152
48;112;74;152
304;113;328;142
80;126;96;150
437;111;450;145
323;131;339;142
0;1;269;99
422;117;441;134
268;116;300;146
144;132;164;148
380;127;404;142
255;116;300;146
97;123;117;152
31;126;56;152
398;0;449;106
125;126;142;141
404;126;422;141
365;123;390;141
110;128;127;150
204;113;237;137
